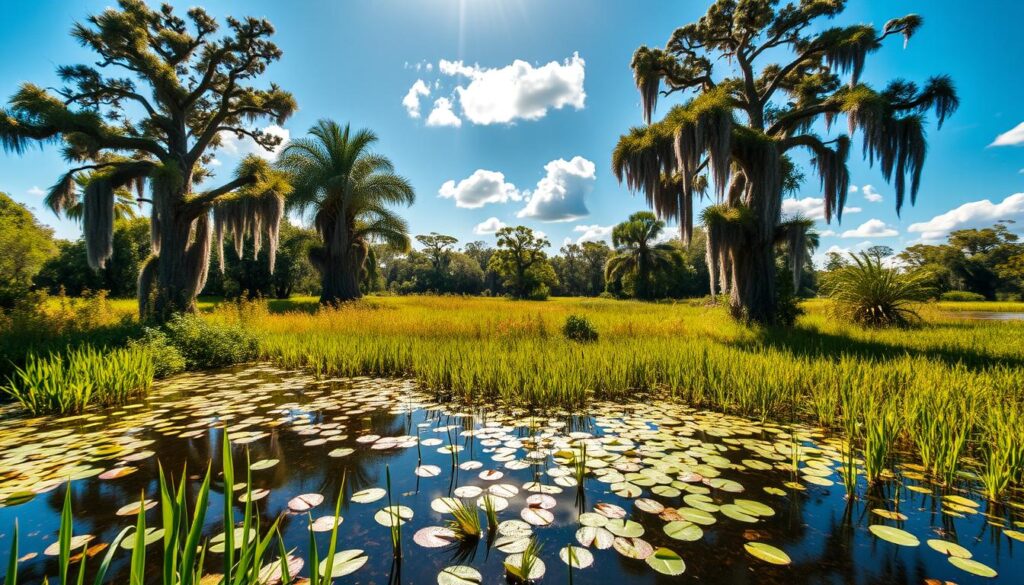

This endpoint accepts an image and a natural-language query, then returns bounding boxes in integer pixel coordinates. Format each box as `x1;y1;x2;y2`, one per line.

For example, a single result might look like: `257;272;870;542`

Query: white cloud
402;79;431;118
841;218;899;238
473;217;507;235
907;192;1024;241
572;224;613;244
818;229;836;237
781;197;861;220
862;185;883;202
439;169;521;208
517;156;594;222
27;186;44;197
439;53;586;125
991;122;1024;146
848;185;859;193
208;158;223;167
219;124;290;160
426;97;462;127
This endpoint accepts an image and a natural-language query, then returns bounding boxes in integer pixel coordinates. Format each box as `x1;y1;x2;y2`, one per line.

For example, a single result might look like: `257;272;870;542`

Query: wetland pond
1;365;1022;584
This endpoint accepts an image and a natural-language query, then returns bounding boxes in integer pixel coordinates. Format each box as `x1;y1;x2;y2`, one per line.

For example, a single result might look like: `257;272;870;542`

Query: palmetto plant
605;211;678;300
278;120;415;304
824;252;933;327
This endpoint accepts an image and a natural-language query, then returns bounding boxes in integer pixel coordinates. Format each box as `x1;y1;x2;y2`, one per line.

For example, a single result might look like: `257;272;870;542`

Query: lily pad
287;493;324;512
744;542;791;565
646;547;686;576
310;515;344;533
317;549;368;578
559;546;594;569
948;556;997;578
868;525;919;547
664;520;703;541
415;526;458;548
375;505;414;527
612;536;654;559
605;519;644;538
926;539;971;559
250;458;279;471
437;565;482;585
351;488;386;504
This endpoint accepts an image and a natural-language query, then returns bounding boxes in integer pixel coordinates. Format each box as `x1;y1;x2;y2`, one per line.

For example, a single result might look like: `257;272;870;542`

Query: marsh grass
447;499;483;541
1;344;154;415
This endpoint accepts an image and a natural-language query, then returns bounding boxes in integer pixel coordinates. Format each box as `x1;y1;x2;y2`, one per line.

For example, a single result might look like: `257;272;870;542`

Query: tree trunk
728;232;776;323
142;175;208;321
319;247;362;304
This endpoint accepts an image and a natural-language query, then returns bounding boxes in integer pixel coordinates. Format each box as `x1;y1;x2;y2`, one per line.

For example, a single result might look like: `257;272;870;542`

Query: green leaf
868;525;919;547
744;542;792;565
317;549;368;578
437;565;482;585
646;547;686;575
664;521;703;541
948;556;997;578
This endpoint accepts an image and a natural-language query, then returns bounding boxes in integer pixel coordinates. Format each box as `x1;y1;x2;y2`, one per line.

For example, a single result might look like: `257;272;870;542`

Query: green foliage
899;222;1024;299
940;290;987;302
161;313;260;370
563;314;599;343
35;218;151;298
1;344;154;415
128;327;186;378
823;253;933;327
204;221;320;300
488;226;558;300
278;120;414;304
605;212;685;300
0;192;57;308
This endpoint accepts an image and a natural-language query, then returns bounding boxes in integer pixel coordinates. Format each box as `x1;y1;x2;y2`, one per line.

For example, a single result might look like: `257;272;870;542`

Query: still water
1;365;1022;584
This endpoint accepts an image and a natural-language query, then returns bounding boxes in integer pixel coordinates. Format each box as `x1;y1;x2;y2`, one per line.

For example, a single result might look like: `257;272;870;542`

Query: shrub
940;290;986;302
526;284;551;301
823;252;933;327
162;313;260;370
128;327;186;378
563;314;598;343
1;345;154;415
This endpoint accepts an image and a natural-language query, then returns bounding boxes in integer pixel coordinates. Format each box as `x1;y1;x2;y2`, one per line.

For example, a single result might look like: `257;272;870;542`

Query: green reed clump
1;344;154;415
862;394;901;485
907;384;974;487
976;403;1024;500
504;536;541;584
448;499;483;541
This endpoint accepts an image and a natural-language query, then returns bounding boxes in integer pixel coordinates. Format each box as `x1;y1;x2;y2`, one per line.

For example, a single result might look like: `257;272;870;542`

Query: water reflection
0;366;1021;584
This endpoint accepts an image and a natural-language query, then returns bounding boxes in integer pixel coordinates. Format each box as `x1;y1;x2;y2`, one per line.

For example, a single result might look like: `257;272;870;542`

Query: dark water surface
1;365;1022;584
943;311;1024;321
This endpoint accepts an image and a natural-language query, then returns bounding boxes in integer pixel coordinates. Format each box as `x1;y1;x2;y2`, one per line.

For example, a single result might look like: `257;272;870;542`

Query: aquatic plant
862;395;901;485
447;499;483;541
504;536;542;583
976;404;1024;500
1;344;154;415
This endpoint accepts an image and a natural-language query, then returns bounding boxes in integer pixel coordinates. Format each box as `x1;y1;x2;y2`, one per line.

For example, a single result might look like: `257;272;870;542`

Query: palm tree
778;215;818;294
278;120;414;304
605;211;678;300
823;252;933;327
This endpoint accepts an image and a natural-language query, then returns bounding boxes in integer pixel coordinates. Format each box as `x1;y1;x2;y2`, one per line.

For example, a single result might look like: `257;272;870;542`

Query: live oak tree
613;0;957;323
488;226;558;300
0;0;295;319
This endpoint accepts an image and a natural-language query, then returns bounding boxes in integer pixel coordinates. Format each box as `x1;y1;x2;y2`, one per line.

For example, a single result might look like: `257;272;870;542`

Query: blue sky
1;0;1022;264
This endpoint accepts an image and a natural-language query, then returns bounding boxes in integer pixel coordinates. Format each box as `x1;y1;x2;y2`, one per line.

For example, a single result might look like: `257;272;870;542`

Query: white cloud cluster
407;54;586;127
439;169;521;208
841;219;899;238
219;124;290;161
991;122;1024;146
426;97;462;127
862;185;883;202
572;224;613;244
908;193;1024;240
27;186;44;197
781;197;861;221
473;217;507;235
517;156;594;222
402;79;431;118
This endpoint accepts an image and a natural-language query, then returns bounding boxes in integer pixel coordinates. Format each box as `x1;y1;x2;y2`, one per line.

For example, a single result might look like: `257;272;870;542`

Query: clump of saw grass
1;344;154;415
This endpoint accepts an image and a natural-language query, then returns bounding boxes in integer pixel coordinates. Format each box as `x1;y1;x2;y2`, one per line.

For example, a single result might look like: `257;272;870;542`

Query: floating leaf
351;488;386;504
310;516;344;533
437;565;482;585
414;526;457;548
578;512;607;527
869;525;920;547
605;519;644;538
559;546;594;569
576;526;614;549
612;536;654;559
415;464;441;478
948;556;997;578
375;505;414;527
744;542;791;565
120;528;165;550
646;547;685;575
288;493;324;512
520;507;554;526
926;539;971;559
318;549;368;578
250;459;279;471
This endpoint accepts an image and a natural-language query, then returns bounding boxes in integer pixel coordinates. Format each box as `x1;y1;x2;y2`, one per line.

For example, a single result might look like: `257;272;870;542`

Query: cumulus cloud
841;218;899;238
572;224;613;244
439;169;521;208
402;79;431;118
991;122;1024;146
219;124;290;160
473;217;507;235
908;192;1024;241
862;185;883;202
27;186;44;197
781;197;861;220
818;229;837;237
438;53;586;125
517;156;594;222
426;97;462;127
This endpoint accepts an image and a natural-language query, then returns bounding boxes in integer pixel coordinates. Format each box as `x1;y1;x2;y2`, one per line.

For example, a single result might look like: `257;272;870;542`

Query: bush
129;327;186;378
823;253;933;327
162;313;260;370
940;291;986;302
526;284;551;301
563;314;598;343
